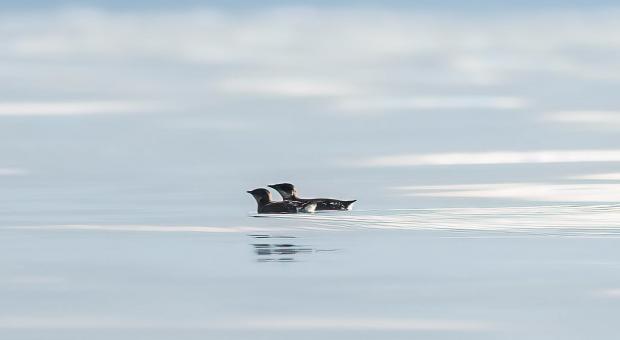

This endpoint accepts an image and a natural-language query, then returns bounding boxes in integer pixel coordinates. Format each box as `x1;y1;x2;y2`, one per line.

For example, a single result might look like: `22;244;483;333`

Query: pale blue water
3;206;620;339
3;220;620;340
2;2;620;339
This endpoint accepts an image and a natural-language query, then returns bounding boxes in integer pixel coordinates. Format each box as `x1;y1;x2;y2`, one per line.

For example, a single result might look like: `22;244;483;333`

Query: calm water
2;3;620;339
2;206;620;339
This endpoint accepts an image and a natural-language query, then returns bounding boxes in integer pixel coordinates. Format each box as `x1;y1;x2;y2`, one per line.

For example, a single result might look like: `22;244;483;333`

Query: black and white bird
268;183;356;211
247;188;316;214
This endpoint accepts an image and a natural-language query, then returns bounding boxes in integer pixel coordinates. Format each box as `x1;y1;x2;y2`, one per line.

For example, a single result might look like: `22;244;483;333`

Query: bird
268;183;356;211
247;188;317;214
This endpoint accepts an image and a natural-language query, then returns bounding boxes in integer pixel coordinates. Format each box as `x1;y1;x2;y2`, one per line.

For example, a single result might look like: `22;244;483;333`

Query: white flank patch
301;202;317;213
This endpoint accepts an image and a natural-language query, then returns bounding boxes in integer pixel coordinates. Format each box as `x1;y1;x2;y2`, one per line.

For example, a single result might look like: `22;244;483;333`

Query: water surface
2;2;620;339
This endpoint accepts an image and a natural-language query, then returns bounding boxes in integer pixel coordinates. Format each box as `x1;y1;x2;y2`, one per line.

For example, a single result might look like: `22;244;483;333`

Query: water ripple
260;204;620;236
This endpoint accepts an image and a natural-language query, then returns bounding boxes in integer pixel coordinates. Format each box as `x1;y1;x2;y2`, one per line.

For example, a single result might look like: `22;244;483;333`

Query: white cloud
397;183;620;202
0;101;153;116
359;150;620;167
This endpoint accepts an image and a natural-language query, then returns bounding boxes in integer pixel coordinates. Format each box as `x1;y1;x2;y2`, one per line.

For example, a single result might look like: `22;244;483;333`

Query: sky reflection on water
1;1;620;339
1;3;620;225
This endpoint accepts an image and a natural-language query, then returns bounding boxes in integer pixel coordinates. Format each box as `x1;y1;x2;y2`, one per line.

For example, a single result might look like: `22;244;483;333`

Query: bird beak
246;190;252;194
267;184;275;188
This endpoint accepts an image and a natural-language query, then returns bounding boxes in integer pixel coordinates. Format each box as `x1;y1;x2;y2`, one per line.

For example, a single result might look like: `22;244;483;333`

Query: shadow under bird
247;188;317;214
268;183;356;211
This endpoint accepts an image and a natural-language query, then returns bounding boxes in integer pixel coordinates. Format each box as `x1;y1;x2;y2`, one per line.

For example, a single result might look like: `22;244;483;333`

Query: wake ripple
260;204;620;236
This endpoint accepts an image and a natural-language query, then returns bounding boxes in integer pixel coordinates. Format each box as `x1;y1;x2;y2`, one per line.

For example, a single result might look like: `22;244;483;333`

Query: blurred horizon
1;0;620;226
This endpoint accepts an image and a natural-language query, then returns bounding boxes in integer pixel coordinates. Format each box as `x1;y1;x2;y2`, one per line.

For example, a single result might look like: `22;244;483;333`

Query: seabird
268;183;356;211
247;188;316;214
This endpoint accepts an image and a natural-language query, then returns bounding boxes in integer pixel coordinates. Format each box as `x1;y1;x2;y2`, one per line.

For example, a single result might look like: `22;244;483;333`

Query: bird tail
343;200;357;210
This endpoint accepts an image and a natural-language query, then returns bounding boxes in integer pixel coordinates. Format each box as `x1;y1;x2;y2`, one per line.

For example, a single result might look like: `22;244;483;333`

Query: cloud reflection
545;111;620;126
334;95;527;112
0;168;27;176
243;317;493;331
359;150;620;167
597;289;620;298
216;77;358;97
398;183;620;202
0;101;153;116
2;7;620;114
0;316;493;332
571;173;620;180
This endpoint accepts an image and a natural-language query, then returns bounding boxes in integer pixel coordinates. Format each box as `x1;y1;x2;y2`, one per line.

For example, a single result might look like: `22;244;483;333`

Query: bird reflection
248;234;336;262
